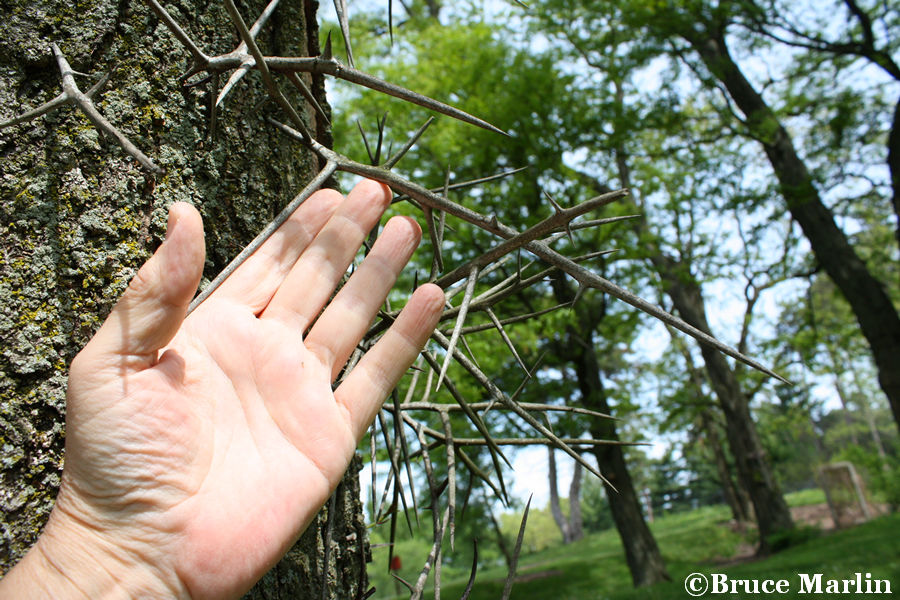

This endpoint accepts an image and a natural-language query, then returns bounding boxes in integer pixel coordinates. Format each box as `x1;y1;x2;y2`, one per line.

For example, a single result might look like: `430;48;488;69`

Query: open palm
48;180;443;599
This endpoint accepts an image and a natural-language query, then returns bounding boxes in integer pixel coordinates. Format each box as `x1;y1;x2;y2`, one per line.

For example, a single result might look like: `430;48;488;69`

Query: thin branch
410;507;450;600
397;401;614;420
439;411;456;550
391;166;530;205
419;349;511;503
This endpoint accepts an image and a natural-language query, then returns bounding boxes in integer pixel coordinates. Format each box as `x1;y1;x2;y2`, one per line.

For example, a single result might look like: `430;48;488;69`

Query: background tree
534;0;900;431
548;447;585;544
333;12;674;585
507;15;795;549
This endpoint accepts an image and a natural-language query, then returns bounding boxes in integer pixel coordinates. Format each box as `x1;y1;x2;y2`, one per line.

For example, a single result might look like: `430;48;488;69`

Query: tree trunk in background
832;376;860;446
548;446;572;543
0;1;368;596
888;97;900;253
550;279;670;586
568;459;585;542
680;337;752;526
548;447;585;545
688;28;900;437
700;410;751;524
579;365;670;586
604;127;790;552
860;400;888;462
658;267;794;553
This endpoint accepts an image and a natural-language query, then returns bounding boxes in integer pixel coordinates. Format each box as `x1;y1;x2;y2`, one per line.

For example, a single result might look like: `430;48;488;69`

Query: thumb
87;202;205;365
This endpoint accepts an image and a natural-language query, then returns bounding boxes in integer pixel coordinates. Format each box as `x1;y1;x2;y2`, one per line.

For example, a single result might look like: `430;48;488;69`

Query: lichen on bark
0;0;367;596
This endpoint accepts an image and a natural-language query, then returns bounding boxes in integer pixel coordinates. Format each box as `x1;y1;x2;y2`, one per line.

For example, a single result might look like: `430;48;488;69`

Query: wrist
1;504;187;600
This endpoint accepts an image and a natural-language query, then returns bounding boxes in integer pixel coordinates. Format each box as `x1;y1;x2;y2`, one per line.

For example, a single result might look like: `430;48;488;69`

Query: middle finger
261;179;392;334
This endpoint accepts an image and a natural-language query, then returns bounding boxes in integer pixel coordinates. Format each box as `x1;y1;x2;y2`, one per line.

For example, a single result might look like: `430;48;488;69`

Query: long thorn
486;307;530;375
146;0;209;64
332;0;355;66
216;62;253;108
0;92;69;129
384;116;434;169
436;265;479;390
501;495;531;600
223;0;311;139
285;71;331;125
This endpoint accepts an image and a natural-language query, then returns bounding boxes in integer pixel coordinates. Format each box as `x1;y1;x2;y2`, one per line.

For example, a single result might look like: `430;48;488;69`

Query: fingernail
165;207;180;241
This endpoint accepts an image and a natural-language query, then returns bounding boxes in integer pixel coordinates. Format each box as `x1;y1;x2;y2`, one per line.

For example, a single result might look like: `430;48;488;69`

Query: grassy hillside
370;490;899;599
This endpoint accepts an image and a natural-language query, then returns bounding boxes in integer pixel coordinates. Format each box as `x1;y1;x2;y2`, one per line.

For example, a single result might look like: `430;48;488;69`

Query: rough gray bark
0;1;367;596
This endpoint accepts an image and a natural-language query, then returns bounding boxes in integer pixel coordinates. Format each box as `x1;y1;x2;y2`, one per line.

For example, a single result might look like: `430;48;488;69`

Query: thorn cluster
1;44;163;173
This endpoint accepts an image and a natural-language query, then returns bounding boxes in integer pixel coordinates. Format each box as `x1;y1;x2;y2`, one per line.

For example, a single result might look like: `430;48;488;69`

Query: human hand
0;180;443;599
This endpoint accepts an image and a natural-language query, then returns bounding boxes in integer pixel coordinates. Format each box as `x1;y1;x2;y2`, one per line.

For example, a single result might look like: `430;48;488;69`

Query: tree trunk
888;96;900;253
680;337;752;525
550;279;670;586
0;1;368;596
583;380;670;586
853;377;889;462
832;376;860;446
659;266;793;553
688;28;900;436
700;411;751;524
603;111;790;551
568;459;585;542
862;402;889;462
548;446;572;543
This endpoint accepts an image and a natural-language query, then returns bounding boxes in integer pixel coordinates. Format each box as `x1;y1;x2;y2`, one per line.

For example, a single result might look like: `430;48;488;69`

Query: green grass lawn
387;490;899;599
